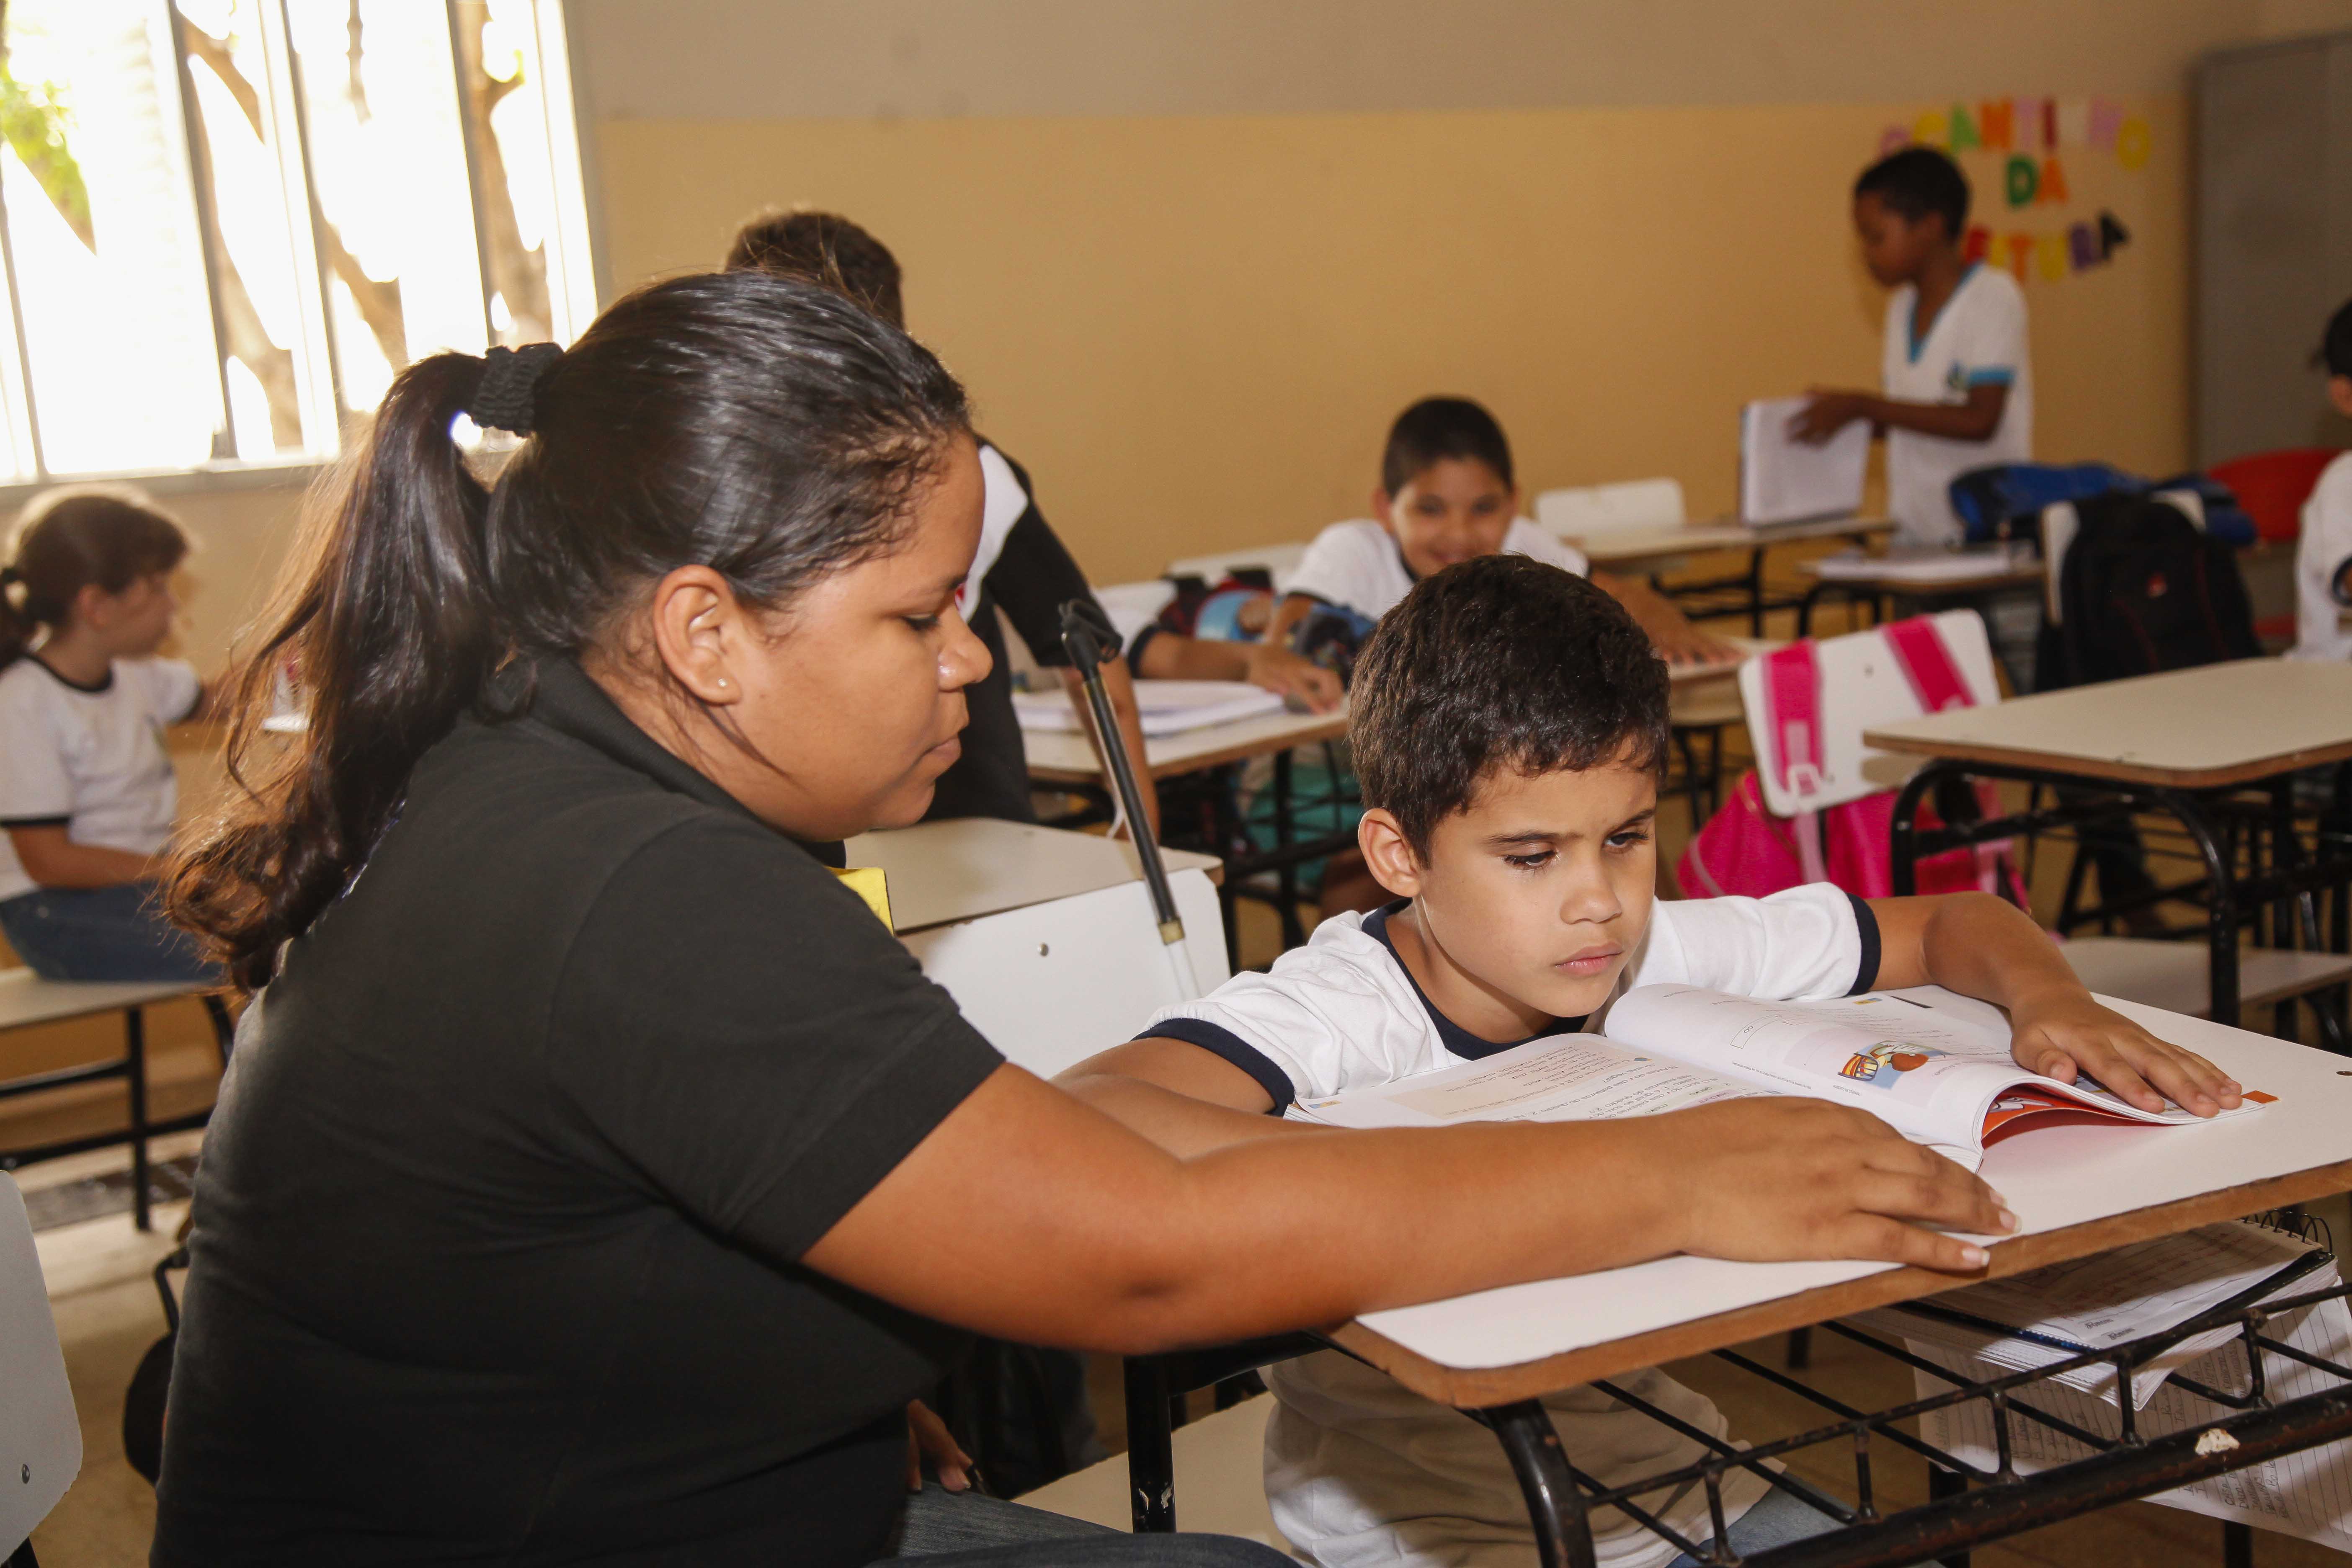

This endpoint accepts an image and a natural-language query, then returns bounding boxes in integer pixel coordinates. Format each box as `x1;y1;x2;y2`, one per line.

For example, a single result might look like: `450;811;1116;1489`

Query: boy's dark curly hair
1350;555;1669;856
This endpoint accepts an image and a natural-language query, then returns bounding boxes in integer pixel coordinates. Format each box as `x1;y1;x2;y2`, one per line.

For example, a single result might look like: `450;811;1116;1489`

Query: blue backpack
1950;462;2257;548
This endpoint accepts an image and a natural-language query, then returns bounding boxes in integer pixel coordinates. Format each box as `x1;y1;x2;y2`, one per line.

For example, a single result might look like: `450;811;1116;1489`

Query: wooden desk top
1576;514;1896;568
1318;996;2352;1410
842;817;1221;933
1023;702;1352;786
1863;658;2352;789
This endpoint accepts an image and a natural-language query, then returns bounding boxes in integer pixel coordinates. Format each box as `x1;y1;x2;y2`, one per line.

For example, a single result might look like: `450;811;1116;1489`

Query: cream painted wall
598;97;2190;585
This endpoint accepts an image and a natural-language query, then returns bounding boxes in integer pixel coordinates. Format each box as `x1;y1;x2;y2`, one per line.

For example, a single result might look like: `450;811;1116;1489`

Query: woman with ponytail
0;487;214;982
153;271;2002;1566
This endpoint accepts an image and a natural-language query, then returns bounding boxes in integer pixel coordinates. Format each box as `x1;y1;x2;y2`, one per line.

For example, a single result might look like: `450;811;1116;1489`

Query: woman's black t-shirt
152;661;1003;1566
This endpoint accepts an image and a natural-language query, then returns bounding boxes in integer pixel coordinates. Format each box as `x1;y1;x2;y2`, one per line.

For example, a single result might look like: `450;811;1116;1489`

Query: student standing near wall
151;270;2011;1567
1791;147;2033;552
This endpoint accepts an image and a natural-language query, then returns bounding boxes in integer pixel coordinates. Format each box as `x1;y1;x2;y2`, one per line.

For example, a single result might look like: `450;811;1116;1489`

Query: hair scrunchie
463;342;564;436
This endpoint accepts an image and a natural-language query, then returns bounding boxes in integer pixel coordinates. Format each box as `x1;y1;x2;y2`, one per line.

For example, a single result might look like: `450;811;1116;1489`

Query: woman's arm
5;825;157;889
1057;658;1161;839
1135;631;1343;713
802;1059;2009;1356
1867;892;2242;1115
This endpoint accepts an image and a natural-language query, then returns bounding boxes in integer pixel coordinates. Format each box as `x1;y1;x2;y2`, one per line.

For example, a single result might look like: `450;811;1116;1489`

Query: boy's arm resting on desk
1132;629;1343;713
3;825;158;889
1790;383;2009;446
1589;570;1740;666
1867;892;2243;1116
809;1058;2010;1354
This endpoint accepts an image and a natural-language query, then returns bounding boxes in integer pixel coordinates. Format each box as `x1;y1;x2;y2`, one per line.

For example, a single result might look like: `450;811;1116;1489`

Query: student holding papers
1790;148;2032;550
1061;556;2235;1568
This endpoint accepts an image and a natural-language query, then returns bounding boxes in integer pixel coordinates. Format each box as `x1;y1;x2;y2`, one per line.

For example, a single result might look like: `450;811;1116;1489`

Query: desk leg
1889;762;1953;898
1746;547;1767;638
1925;1466;1970;1568
2154;789;2242;1030
2224;1519;2254;1568
1123;1357;1177;1532
1272;749;1305;950
126;1006;150;1233
1470;1401;1599;1568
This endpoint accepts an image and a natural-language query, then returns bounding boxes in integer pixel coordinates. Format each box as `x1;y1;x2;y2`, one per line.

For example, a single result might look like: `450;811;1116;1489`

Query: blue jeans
1667;1484;1845;1565
881;1484;1286;1565
0;883;217;984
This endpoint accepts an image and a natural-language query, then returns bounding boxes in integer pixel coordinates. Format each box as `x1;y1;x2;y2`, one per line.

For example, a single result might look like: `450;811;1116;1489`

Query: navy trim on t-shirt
1138;1016;1298;1114
2331;554;2352;608
1363;900;1589;1061
1846;891;1883;996
0;814;70;830
29;657;112;695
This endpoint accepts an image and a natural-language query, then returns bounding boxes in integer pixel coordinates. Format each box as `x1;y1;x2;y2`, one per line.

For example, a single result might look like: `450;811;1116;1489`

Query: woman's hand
1669;1098;2013;1272
905;1399;975;1493
2007;988;2243;1117
1787;389;1877;445
1243;641;1342;712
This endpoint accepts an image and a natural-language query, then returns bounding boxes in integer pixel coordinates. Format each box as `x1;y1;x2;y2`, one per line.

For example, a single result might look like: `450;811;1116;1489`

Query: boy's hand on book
2008;992;2243;1117
1672;1099;2011;1274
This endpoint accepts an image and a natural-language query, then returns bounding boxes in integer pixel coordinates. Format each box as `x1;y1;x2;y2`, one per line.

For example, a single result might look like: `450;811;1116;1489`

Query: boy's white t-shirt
1881;264;2034;549
1283;518;1591;622
1139;884;1877;1568
2290;451;2352;663
0;655;200;903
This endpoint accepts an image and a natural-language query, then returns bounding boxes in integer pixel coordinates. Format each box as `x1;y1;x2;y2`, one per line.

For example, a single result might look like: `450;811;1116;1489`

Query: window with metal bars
0;0;595;483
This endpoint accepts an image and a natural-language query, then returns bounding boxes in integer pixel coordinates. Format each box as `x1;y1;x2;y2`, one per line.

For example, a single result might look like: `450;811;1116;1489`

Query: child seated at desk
1264;396;1732;668
0;487;214;983
2290;297;2352;664
1061;556;2236;1568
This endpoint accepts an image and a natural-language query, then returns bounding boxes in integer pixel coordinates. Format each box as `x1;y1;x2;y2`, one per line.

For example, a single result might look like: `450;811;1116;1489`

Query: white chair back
1090;580;1180;654
1737;610;2003;818
900;868;1230;1081
0;1173;80;1556
1163;543;1308;588
1534;479;1686;541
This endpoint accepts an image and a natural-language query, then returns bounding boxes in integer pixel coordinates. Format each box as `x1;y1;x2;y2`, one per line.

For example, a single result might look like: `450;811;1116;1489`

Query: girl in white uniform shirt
0;489;213;982
1793;147;2032;550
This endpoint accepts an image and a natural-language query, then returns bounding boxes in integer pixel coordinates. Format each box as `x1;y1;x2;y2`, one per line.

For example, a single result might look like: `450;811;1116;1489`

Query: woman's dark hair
169;269;970;991
1350;555;1669;858
1381;397;1514;496
0;487;191;671
725;209;906;328
1854;147;1971;242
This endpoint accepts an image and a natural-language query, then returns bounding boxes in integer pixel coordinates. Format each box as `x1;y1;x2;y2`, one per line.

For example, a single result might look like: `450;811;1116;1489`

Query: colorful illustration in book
1839;1039;1947;1088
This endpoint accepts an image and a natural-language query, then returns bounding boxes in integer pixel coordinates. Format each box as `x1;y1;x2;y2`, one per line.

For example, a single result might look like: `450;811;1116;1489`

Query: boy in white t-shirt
0;487;214;983
1792;147;2033;550
1266;397;1734;667
2290;299;2352;664
1061;557;2236;1568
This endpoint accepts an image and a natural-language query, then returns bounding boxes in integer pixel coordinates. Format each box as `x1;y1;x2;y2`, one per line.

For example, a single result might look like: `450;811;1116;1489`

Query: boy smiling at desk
1061;556;2236;1568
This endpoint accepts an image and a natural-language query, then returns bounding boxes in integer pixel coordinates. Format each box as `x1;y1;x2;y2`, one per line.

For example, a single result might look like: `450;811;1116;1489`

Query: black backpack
2037;492;2259;692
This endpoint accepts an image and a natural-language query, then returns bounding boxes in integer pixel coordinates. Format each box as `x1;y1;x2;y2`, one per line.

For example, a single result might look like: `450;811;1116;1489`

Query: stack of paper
1845;1220;2332;1408
1808;546;2032;584
1013;680;1286;738
1739;397;1870;525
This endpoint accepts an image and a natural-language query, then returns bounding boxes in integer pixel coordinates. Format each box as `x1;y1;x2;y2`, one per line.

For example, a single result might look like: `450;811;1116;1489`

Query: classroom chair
0;972;233;1232
1531;477;1686;540
0;1172;80;1568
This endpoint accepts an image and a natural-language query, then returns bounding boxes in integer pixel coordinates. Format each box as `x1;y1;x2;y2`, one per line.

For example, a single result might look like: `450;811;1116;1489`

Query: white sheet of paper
1012;680;1284;737
1741;397;1870;525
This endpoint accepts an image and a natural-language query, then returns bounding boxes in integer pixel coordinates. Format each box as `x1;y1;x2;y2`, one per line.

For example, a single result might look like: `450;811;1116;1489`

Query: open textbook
1293;984;2269;1170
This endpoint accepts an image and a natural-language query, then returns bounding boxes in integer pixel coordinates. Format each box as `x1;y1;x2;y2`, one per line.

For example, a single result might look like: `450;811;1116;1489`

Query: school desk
1864;659;2352;1035
843;818;1229;1079
1792;554;2048;639
1124;995;2352;1566
1571;515;1899;637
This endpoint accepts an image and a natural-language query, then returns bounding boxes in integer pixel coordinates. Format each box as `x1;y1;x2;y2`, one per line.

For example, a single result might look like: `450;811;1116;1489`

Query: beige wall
598;96;2190;585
